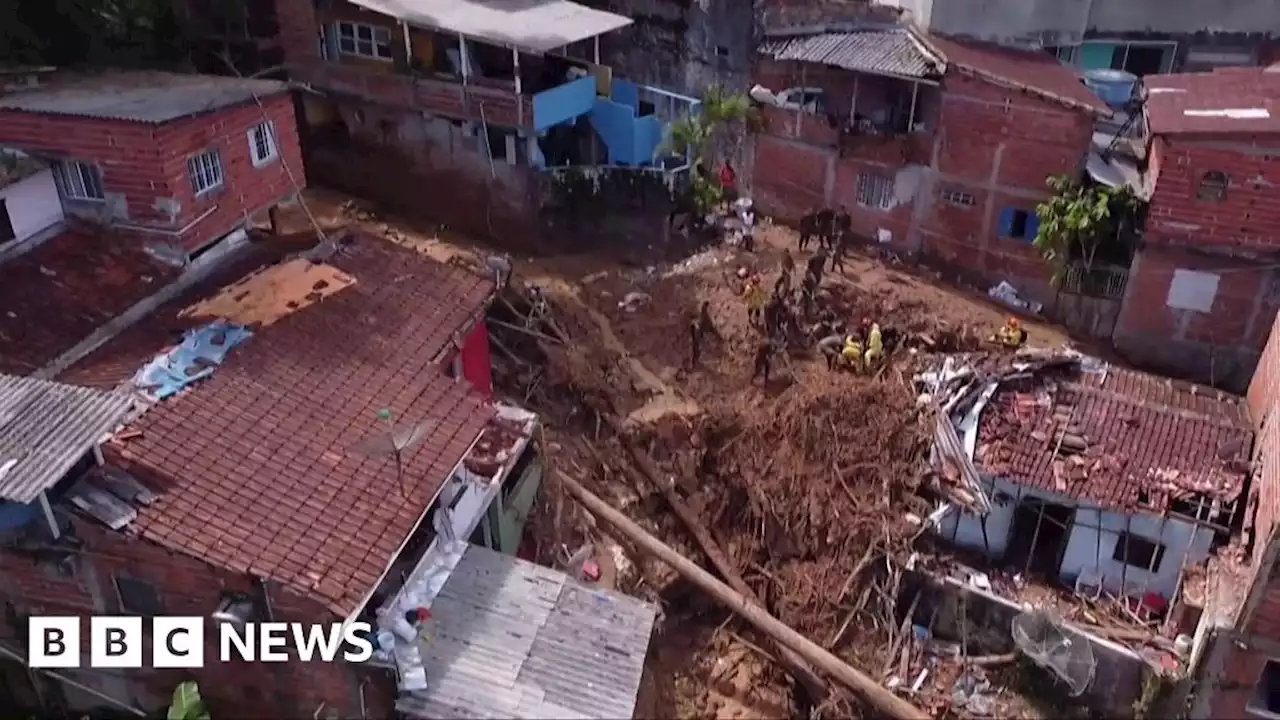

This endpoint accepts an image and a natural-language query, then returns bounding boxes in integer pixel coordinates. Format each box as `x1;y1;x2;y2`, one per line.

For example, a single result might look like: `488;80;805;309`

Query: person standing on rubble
799;209;818;252
778;250;795;294
841;334;864;374
830;209;851;273
805;249;827;287
817;333;844;370
751;338;774;384
743;274;766;328
689;301;716;368
764;292;787;339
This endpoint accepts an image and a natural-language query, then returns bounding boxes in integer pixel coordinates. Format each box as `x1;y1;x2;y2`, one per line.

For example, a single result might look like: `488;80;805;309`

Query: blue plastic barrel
1083;69;1139;108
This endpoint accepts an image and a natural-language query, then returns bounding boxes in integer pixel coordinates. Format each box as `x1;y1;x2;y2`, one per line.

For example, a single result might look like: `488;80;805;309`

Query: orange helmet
1008;317;1020;328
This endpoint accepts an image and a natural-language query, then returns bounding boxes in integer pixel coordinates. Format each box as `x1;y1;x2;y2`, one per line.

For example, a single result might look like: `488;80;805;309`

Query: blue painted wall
532;76;598;132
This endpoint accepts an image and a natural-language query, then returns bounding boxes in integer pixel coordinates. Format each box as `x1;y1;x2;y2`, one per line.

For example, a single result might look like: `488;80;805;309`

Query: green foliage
1033;174;1141;286
662;86;758;216
167;681;210;720
0;0;187;68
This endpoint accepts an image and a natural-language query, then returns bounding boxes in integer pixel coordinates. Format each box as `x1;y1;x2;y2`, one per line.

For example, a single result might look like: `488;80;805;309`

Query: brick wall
0;92;305;256
0;516;390;718
158;92;306;253
750;64;1094;303
1146;136;1280;252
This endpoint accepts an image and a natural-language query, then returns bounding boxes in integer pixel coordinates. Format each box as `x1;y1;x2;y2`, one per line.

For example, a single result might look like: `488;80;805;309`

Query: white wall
0;168;63;244
940;475;1215;599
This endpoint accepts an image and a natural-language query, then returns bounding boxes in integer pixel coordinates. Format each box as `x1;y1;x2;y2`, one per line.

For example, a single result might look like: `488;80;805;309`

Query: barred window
247;121;278;166
53;160;105;201
855;173;893;211
187;149;224;196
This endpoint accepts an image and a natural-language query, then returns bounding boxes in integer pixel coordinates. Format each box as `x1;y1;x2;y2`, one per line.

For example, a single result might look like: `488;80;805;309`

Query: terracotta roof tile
0;227;178;375
101;233;496;616
976;368;1252;514
926;33;1110;116
1145;69;1280;136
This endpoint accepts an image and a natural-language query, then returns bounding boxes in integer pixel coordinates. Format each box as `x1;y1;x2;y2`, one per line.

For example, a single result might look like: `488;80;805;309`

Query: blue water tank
1083;69;1139;108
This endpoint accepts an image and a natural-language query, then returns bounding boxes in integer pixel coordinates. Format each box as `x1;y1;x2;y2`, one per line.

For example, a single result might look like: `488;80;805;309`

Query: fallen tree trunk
554;468;931;720
584;442;829;704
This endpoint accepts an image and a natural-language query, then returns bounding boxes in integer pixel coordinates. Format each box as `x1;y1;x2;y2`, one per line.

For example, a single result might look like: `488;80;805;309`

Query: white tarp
347;0;633;53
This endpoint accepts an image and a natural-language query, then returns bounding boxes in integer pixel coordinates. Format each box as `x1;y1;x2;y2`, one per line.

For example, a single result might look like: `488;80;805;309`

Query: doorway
1005;498;1076;577
0;199;15;245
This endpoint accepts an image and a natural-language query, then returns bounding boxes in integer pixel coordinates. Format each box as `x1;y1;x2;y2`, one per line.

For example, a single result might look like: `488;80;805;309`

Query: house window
855;173;893;211
941;189;975;208
114;576;164;615
1111;532;1166;572
1197;170;1228;201
247;121;278;166
337;22;393;61
53;160;105;201
998;208;1039;241
187;149;224;196
1250;659;1280;715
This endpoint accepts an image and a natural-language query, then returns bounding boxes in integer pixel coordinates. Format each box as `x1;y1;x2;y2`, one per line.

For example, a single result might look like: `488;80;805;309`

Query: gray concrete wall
901;0;1280;45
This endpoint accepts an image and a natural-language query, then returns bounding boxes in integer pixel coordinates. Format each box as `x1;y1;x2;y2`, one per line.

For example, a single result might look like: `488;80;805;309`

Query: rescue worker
805;249;827;288
994;317;1027;349
841;334;864;374
751;339;774;384
830;210;851;273
779;250;795;294
816;208;836;249
864;320;884;371
817;333;844;370
743;274;766;327
689;301;715;368
799;209;819;252
764;293;787;338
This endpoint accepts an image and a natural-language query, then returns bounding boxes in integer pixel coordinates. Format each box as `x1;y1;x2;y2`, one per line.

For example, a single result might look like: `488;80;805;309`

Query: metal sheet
760;29;942;80
0;373;134;503
0;72;290;124
396;544;657;720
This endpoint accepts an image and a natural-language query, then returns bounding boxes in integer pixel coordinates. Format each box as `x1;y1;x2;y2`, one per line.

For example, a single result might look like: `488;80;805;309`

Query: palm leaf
168;681;208;720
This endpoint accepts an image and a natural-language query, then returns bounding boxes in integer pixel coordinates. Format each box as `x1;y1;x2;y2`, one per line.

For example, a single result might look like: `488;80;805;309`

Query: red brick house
0;231;560;717
753;28;1108;307
0;71;305;265
1185;311;1280;717
1112;69;1280;392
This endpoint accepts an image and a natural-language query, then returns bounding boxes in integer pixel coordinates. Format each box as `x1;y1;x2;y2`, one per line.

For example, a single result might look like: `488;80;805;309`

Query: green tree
663;86;760;214
1033;174;1141;286
167;681;210;720
0;0;186;69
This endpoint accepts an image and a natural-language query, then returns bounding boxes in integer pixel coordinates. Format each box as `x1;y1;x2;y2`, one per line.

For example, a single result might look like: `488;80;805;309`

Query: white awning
347;0;633;54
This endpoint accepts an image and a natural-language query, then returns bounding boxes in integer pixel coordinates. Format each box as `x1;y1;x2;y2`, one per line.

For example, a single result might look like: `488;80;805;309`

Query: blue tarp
133;320;253;400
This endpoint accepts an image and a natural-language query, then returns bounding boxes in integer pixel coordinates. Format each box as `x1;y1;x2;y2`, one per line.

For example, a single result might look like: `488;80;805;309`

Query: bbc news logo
28;617;375;668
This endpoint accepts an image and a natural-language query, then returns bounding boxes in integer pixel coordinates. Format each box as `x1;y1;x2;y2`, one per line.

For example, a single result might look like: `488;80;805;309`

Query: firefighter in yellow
863;318;884;371
841;334;864;374
743;274;766;328
994;317;1027;349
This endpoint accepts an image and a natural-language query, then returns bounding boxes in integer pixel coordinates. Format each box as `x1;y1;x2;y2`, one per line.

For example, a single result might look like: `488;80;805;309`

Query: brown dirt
279;190;1088;719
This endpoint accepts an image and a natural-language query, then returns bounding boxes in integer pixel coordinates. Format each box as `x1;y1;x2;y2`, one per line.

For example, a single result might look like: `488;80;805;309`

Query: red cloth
719;164;736;188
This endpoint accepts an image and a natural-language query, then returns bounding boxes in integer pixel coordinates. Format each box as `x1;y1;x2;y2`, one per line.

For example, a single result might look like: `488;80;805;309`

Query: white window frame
53;160;105;201
336;22;393;61
247;121;278;167
187;149;225;197
941;189;975;208
855;172;893;211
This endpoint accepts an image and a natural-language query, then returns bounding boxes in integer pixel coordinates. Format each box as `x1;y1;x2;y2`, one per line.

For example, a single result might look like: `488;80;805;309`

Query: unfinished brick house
259;0;696;242
753;28;1108;308
0;71;305;265
0;227;625;717
1183;311;1280;717
1111;68;1280;392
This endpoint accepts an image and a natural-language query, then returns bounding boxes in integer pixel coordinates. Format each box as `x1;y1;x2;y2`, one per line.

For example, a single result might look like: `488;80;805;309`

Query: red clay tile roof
1145;69;1280;136
0;227;177;375
57;240;301;390
103;233;496;616
976;367;1252;514
925;33;1110;116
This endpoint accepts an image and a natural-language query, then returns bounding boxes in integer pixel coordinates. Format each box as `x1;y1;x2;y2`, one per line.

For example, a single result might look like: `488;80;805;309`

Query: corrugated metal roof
0;374;134;503
347;0;632;54
760;29;942;79
0;72;290;124
395;543;658;720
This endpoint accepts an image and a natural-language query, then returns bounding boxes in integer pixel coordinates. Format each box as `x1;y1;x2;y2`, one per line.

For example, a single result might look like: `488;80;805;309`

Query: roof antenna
349;408;437;501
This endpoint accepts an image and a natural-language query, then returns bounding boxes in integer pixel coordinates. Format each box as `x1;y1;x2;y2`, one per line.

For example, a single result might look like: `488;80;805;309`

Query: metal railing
1059;263;1130;299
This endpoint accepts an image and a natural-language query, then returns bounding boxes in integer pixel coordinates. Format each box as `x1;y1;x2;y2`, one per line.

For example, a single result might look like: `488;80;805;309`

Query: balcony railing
1060;263;1130;299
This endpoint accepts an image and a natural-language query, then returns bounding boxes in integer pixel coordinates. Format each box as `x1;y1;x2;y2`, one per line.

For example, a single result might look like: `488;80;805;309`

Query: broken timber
585;440;829;704
553;468;931;720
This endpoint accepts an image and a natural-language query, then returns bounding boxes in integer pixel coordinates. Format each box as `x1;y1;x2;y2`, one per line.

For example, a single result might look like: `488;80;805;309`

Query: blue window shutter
997;208;1015;238
1025;213;1041;243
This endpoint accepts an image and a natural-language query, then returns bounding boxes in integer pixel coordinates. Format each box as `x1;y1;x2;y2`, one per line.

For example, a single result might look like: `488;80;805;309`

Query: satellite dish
349;420;436;458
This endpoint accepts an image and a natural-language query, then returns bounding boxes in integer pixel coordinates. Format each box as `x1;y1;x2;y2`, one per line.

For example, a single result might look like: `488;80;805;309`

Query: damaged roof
760;27;944;80
975;362;1252;514
925;34;1110;116
95;234;497;616
0;374;134;503
0;227;178;376
1145;69;1280;136
0;71;290;124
